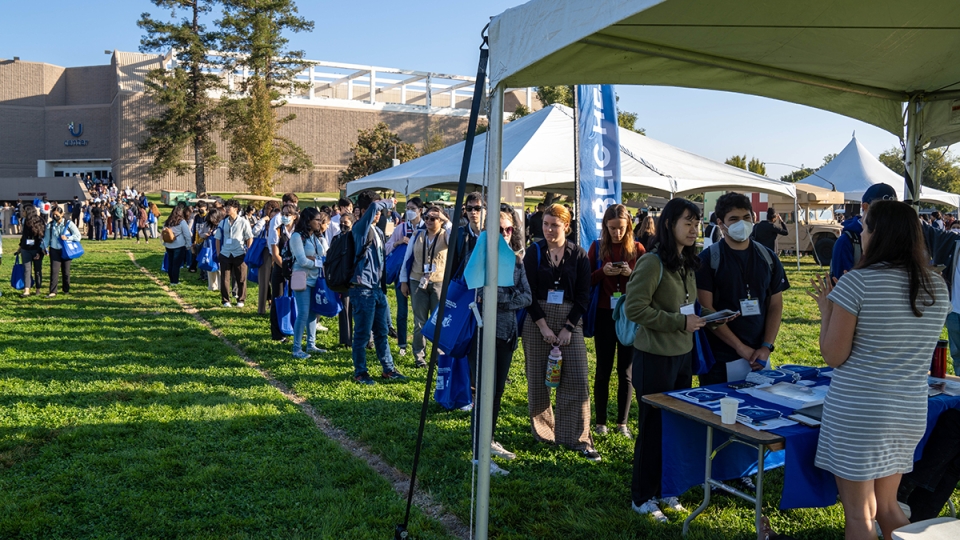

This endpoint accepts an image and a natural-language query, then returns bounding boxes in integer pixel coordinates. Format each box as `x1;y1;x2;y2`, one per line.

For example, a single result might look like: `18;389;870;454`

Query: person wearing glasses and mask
448;192;485;278
386;197;425;357
400;206;450;368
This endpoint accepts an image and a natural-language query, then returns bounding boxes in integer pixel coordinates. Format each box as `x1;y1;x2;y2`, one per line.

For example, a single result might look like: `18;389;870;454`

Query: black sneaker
580;449;602;462
354;373;376;385
414;359;428;368
381;370;408;382
388;326;398;339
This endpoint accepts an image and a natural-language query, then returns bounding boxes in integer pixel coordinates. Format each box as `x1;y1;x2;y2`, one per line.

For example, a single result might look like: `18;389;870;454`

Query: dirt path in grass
127;252;470;540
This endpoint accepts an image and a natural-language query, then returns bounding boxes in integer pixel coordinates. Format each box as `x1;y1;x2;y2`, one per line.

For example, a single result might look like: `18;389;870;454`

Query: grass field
1;233;956;539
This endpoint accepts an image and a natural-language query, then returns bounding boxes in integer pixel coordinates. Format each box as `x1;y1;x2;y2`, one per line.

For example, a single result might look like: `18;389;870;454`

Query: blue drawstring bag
161;252;169;273
247;264;258;284
130;221;138;236
434;355;472;410
197;238;219;272
385;246;406;285
422;279;477;358
311;269;342;317
244;228;268;268
582;241;602;338
11;213;18;226
83;211;90;224
61;239;84;260
100;226;108;241
275;284;297;336
10;254;25;290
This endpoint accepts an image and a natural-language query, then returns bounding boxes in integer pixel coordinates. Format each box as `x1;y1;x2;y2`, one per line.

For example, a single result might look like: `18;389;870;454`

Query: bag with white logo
422;278;477;358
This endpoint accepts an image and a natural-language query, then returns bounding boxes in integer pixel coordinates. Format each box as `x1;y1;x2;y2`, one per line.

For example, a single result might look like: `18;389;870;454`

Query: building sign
64;122;88;146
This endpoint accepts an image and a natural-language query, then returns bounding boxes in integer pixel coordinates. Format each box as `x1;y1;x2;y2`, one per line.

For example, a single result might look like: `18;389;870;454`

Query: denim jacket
351;200;393;289
42;219;81;250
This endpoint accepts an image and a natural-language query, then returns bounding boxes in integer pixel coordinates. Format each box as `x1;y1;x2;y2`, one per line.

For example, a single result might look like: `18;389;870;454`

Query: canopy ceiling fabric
345;104;795;199
802;136;960;207
488;0;960;148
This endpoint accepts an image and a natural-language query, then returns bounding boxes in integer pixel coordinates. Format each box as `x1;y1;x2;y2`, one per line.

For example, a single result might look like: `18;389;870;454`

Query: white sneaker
632;499;668;523
490;441;516;461
317;323;329;332
236;302;244;308
660;497;685;512
473;459;509;476
222;302;232;308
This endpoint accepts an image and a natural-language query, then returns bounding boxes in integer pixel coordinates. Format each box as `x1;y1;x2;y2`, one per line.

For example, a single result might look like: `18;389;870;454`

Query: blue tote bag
434;354;472;410
10;254;25;290
161;252;169;273
422;279;477;358
197;238;219;272
311;269;342;317
385;247;406;285
61;239;84;260
275;284;297;336
244;228;268;268
247;264;259;284
582;241;601;338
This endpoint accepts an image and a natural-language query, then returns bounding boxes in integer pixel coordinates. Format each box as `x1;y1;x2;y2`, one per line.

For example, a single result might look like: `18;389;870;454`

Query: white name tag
225;238;236;247
547;289;564;304
26;239;34;246
740;298;761;316
680;303;695;316
610;293;622;308
423;264;435;274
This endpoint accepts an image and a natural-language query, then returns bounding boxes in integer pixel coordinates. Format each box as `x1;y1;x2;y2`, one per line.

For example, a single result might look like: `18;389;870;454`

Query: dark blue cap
862;183;897;204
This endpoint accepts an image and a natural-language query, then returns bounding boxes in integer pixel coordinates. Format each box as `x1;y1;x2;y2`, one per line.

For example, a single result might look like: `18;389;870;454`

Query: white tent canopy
346;104;795;199
802;136;960;208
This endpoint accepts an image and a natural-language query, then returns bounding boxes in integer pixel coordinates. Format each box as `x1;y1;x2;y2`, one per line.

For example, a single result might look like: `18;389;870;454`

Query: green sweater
624;252;712;356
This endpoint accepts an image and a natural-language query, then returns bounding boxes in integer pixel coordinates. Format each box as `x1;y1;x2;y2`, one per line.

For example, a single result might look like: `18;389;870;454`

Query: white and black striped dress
816;266;949;481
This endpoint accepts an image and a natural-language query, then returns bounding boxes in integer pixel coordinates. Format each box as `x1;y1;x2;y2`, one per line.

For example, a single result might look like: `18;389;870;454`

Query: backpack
706;240;774;275
279;233;295;281
829;229;861;278
324;229;373;293
161;225;176;243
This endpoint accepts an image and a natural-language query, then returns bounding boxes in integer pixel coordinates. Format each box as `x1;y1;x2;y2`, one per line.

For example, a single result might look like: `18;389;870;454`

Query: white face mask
725;220;753;242
281;216;293;225
405;209;419;222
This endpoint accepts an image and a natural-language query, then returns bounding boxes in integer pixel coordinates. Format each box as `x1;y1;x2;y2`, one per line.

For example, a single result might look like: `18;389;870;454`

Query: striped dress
816;266;949;481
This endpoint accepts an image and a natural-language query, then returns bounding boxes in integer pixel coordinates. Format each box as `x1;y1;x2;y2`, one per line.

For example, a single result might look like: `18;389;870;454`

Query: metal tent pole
572;85;581;245
475;83;504;540
793;194;801;271
905;96;922;211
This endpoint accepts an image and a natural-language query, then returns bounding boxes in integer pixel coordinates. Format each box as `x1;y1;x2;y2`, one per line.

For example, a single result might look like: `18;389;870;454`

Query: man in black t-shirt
751;208;788;252
696;193;790;386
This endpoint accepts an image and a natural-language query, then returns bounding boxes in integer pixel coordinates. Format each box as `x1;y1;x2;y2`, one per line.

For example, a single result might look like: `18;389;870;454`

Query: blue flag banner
577;84;622;249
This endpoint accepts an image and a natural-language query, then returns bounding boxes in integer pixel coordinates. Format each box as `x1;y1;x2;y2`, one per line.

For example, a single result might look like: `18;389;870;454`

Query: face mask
725;220;753;242
405;210;419;221
281;216;293;225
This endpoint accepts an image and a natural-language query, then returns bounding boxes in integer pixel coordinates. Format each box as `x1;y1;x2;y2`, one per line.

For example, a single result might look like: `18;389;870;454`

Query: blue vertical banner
577;84;621;249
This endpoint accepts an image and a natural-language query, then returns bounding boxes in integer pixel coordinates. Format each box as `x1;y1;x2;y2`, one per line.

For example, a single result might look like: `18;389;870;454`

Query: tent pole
905;96;922;212
572;85;581;244
475;83;504;540
793;195;800;271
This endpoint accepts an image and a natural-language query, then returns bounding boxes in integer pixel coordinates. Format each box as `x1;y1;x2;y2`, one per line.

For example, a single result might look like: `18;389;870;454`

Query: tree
339;123;419;185
536;85;574;107
617;110;646;135
725;155;747;169
421;125;446;155
879;146;960;194
137;0;224;195
780;167;815;183
508;104;531;122
748;157;767;176
217;0;314;196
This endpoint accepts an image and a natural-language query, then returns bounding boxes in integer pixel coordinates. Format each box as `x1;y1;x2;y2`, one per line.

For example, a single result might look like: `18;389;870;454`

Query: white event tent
346;104;795;199
802;136;960;207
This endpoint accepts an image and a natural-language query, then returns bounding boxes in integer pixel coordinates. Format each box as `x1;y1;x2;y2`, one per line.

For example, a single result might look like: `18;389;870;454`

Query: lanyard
422;231;441;266
724;241;756;299
678;265;690;303
548;244;567;288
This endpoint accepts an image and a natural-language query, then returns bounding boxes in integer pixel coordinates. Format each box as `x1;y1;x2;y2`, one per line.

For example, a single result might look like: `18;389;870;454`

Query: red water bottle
931;339;948;379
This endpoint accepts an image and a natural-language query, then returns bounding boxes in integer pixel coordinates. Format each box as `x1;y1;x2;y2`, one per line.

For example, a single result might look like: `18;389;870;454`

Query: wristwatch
564;323;575;332
761;341;775;352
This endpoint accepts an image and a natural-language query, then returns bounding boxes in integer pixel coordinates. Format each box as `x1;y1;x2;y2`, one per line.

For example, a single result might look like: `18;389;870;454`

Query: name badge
547;289;564;304
610;292;622;308
419;275;430;290
423;264;435;274
680;303;695;316
26;239;34;246
225;238;236;247
740;298;761;316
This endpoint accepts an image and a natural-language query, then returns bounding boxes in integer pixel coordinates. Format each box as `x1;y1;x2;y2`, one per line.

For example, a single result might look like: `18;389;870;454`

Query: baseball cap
862;183;898;204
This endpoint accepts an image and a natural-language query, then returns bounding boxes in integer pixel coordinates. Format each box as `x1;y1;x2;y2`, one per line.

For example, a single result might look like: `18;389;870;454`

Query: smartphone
612;261;628;268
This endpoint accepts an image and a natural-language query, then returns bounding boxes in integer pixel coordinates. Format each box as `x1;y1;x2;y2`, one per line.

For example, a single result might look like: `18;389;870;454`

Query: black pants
631;348;693;504
48;248;71;294
468;330;514;458
698;350;740;387
218;254;247;304
270;263;287;340
593;307;634;426
93;220;103;241
338;293;353;346
165;246;187;284
900;408;960;522
20;249;42;290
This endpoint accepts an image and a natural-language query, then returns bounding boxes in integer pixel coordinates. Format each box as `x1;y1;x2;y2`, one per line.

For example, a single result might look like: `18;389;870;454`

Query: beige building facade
0;51;536;195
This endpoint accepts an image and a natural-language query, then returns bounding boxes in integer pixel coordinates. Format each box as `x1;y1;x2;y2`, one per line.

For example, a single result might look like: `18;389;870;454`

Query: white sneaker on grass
222;302;232;308
472;459;509;476
632;499;668;523
660;497;685;512
236;302;244;308
317;323;329;332
490;441;516;461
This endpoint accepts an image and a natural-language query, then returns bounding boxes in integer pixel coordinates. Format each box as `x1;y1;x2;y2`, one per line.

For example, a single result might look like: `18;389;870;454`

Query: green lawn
1;235;956;539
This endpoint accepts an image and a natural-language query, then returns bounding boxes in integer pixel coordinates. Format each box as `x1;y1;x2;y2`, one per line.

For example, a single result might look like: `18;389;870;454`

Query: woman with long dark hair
289;207;330;358
634;215;657;252
162;204;192;286
809;200;949;540
588;204;645;438
15;205;45;297
270;204;298;342
624;198;719;522
41;205;81;297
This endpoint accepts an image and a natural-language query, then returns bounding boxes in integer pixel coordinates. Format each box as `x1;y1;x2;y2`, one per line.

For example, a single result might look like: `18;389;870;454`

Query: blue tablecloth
660;377;960;509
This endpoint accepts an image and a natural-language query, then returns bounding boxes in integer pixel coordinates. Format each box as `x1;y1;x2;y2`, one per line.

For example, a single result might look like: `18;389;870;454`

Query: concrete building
0;50;537;195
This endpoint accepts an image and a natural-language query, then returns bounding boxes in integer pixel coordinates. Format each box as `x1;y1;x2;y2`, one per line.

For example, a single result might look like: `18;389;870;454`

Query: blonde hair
544;203;571;230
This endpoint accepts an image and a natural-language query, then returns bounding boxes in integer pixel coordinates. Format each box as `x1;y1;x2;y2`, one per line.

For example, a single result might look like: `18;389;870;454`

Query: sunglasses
425;215;441;222
465;205;483;212
500;226;514;235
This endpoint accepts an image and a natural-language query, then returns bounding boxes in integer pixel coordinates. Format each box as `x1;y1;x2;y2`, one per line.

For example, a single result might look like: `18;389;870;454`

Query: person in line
526;202;544;244
290;208;330;359
448;192;485;276
269;204;298;342
147;202;161;239
70;196;82;225
468;208;532;475
385;197;425;357
931;210;945;230
751;208;788;253
897;408;960;523
830;183;898;280
634;215;657;253
702;212;722;250
255;201;281;316
522;204;600;462
809;200;949;540
626;198;721;522
215;199;253;308
697;193;789;385
41;205;81;298
400;206;450;369
162;205;192;286
111;199;123;240
336;212;355;348
136;203;150;244
15;206;45;297
588;204;645;438
198;208;224;291
349;191;406;385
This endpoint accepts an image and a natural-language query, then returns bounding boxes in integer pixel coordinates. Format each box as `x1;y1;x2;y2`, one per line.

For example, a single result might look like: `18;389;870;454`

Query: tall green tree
879;146;960;194
339;123;419;186
725;155;747;169
137;0;224;195
748;157;767;176
217;0;314;196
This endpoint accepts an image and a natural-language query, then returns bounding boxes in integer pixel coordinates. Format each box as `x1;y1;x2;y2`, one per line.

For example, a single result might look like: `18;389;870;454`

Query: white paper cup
719;397;739;425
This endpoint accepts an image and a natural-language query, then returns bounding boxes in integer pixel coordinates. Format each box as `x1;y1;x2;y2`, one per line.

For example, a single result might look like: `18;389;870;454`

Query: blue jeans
293;287;318;353
349;287;395;377
395;282;408;348
946;312;960;374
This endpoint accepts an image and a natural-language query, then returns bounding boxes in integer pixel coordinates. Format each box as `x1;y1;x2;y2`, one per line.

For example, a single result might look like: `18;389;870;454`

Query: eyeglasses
500;226;514;235
425;215;441;222
465;205;483;212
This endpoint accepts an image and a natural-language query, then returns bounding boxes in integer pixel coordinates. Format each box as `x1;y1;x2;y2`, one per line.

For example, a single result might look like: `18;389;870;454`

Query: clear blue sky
1;0;903;179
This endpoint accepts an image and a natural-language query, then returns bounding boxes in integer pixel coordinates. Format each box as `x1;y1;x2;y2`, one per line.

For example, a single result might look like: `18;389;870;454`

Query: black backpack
325;230;371;293
278;231;294;281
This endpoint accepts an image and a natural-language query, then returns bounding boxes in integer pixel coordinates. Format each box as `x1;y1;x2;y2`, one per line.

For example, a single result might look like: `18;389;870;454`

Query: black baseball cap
862;183;897;204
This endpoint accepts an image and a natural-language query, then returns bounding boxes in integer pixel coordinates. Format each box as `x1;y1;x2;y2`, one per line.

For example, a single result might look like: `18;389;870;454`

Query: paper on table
463;231;516;289
712;410;798;431
726;358;754;382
